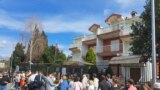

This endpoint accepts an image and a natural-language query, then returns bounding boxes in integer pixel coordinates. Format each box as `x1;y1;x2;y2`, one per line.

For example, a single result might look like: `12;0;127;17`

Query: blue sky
0;0;145;57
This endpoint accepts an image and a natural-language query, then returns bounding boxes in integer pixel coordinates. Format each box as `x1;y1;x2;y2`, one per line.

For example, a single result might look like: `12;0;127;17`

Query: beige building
69;12;152;83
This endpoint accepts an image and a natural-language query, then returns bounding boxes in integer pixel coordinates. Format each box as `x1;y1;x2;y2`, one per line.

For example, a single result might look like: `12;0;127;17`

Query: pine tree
41;45;66;64
130;0;160;61
11;43;25;69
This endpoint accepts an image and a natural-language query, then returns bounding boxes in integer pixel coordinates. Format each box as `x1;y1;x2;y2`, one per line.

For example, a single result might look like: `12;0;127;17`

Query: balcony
98;24;121;39
69;43;81;52
82;34;96;44
97;43;123;57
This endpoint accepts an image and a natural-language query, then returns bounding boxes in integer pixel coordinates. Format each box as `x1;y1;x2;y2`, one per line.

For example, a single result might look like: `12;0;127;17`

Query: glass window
111;40;119;51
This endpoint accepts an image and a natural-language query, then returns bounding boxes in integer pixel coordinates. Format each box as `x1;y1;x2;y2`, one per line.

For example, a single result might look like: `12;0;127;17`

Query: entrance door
130;68;140;83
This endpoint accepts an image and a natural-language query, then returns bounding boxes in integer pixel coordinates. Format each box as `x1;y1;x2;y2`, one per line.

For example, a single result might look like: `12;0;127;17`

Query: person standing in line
73;76;83;90
82;74;89;90
68;75;74;90
127;79;137;90
14;73;20;90
99;75;111;90
88;80;94;90
0;73;8;90
20;75;25;90
28;71;38;90
106;74;112;88
60;75;69;90
46;73;55;90
34;71;45;90
111;78;120;90
93;73;99;90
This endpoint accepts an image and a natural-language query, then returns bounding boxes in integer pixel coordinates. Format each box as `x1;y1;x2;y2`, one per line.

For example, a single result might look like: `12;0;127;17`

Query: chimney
131;11;137;18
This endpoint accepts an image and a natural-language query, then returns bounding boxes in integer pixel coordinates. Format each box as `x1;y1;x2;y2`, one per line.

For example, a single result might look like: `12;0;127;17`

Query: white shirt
28;73;37;82
88;85;94;90
94;78;99;89
82;76;89;89
68;80;74;90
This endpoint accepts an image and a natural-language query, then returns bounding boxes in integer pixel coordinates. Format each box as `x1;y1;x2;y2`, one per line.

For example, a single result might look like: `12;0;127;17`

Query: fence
18;62;152;90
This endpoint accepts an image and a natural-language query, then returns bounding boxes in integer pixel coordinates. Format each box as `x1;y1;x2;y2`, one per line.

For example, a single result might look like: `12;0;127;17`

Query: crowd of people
0;70;152;90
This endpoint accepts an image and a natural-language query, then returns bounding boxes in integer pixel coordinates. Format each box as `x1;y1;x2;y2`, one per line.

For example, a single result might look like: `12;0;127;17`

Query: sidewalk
7;83;15;90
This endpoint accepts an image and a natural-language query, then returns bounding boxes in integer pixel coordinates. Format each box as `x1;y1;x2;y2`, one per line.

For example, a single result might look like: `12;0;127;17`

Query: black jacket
99;80;111;90
0;76;9;85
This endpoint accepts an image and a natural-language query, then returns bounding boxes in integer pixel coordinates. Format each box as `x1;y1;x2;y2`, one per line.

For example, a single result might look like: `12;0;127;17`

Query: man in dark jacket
0;73;10;90
33;71;45;90
99;75;111;90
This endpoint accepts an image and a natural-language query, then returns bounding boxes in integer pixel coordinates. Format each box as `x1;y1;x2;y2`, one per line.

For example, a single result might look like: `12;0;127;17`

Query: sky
0;0;146;58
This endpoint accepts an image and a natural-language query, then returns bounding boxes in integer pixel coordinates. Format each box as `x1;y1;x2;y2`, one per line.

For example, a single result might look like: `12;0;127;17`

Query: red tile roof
105;14;122;23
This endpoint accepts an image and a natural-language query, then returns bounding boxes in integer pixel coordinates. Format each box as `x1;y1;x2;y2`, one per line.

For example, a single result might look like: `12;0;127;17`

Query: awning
63;60;94;66
109;55;141;64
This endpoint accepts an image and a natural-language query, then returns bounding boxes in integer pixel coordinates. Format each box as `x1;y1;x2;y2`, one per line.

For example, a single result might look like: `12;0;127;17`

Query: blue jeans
0;85;7;90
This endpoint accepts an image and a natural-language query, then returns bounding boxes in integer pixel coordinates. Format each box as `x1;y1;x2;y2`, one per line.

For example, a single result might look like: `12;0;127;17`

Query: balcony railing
69;43;81;49
98;23;133;36
97;43;123;53
98;24;120;35
82;34;96;41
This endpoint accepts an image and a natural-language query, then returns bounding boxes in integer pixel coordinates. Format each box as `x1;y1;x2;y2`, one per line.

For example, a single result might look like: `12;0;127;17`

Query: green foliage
130;0;160;61
85;48;96;64
88;65;98;79
41;47;54;63
41;45;66;64
11;43;25;69
105;65;113;76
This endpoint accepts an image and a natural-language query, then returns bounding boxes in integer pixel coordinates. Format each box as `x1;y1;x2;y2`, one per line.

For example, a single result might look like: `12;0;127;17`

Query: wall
72;51;82;61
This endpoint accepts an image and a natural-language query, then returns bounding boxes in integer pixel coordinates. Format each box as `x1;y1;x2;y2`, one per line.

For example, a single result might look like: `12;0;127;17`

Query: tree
11;43;25;69
85;48;96;64
130;0;160;61
25;18;48;63
41;47;54;63
41;45;66;64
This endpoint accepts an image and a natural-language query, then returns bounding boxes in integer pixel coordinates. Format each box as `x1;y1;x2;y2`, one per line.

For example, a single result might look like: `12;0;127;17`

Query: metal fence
18;63;152;90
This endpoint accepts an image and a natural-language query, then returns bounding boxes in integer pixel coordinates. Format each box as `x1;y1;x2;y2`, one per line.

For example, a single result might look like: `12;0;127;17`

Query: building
69;12;152;83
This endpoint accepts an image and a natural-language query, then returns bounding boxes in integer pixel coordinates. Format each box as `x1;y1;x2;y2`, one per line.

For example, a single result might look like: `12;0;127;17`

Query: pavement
7;83;15;90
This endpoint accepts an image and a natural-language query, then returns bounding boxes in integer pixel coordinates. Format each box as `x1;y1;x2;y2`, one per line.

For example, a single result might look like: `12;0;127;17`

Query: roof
105;14;122;23
109;55;141;64
89;24;100;32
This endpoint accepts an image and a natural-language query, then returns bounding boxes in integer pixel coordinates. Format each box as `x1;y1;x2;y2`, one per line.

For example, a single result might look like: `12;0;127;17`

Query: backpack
33;75;44;88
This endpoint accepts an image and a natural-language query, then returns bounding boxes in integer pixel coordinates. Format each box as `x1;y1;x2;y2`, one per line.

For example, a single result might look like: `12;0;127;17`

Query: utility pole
151;0;156;88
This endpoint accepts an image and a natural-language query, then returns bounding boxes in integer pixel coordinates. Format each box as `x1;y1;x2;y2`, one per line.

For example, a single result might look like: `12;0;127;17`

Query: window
111;40;119;51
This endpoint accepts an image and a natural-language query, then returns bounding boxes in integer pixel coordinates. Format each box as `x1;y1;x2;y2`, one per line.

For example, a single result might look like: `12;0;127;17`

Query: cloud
42;15;102;34
0;36;17;57
0;8;103;34
0;40;7;48
115;0;145;10
0;9;24;31
116;0;132;9
103;0;145;19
